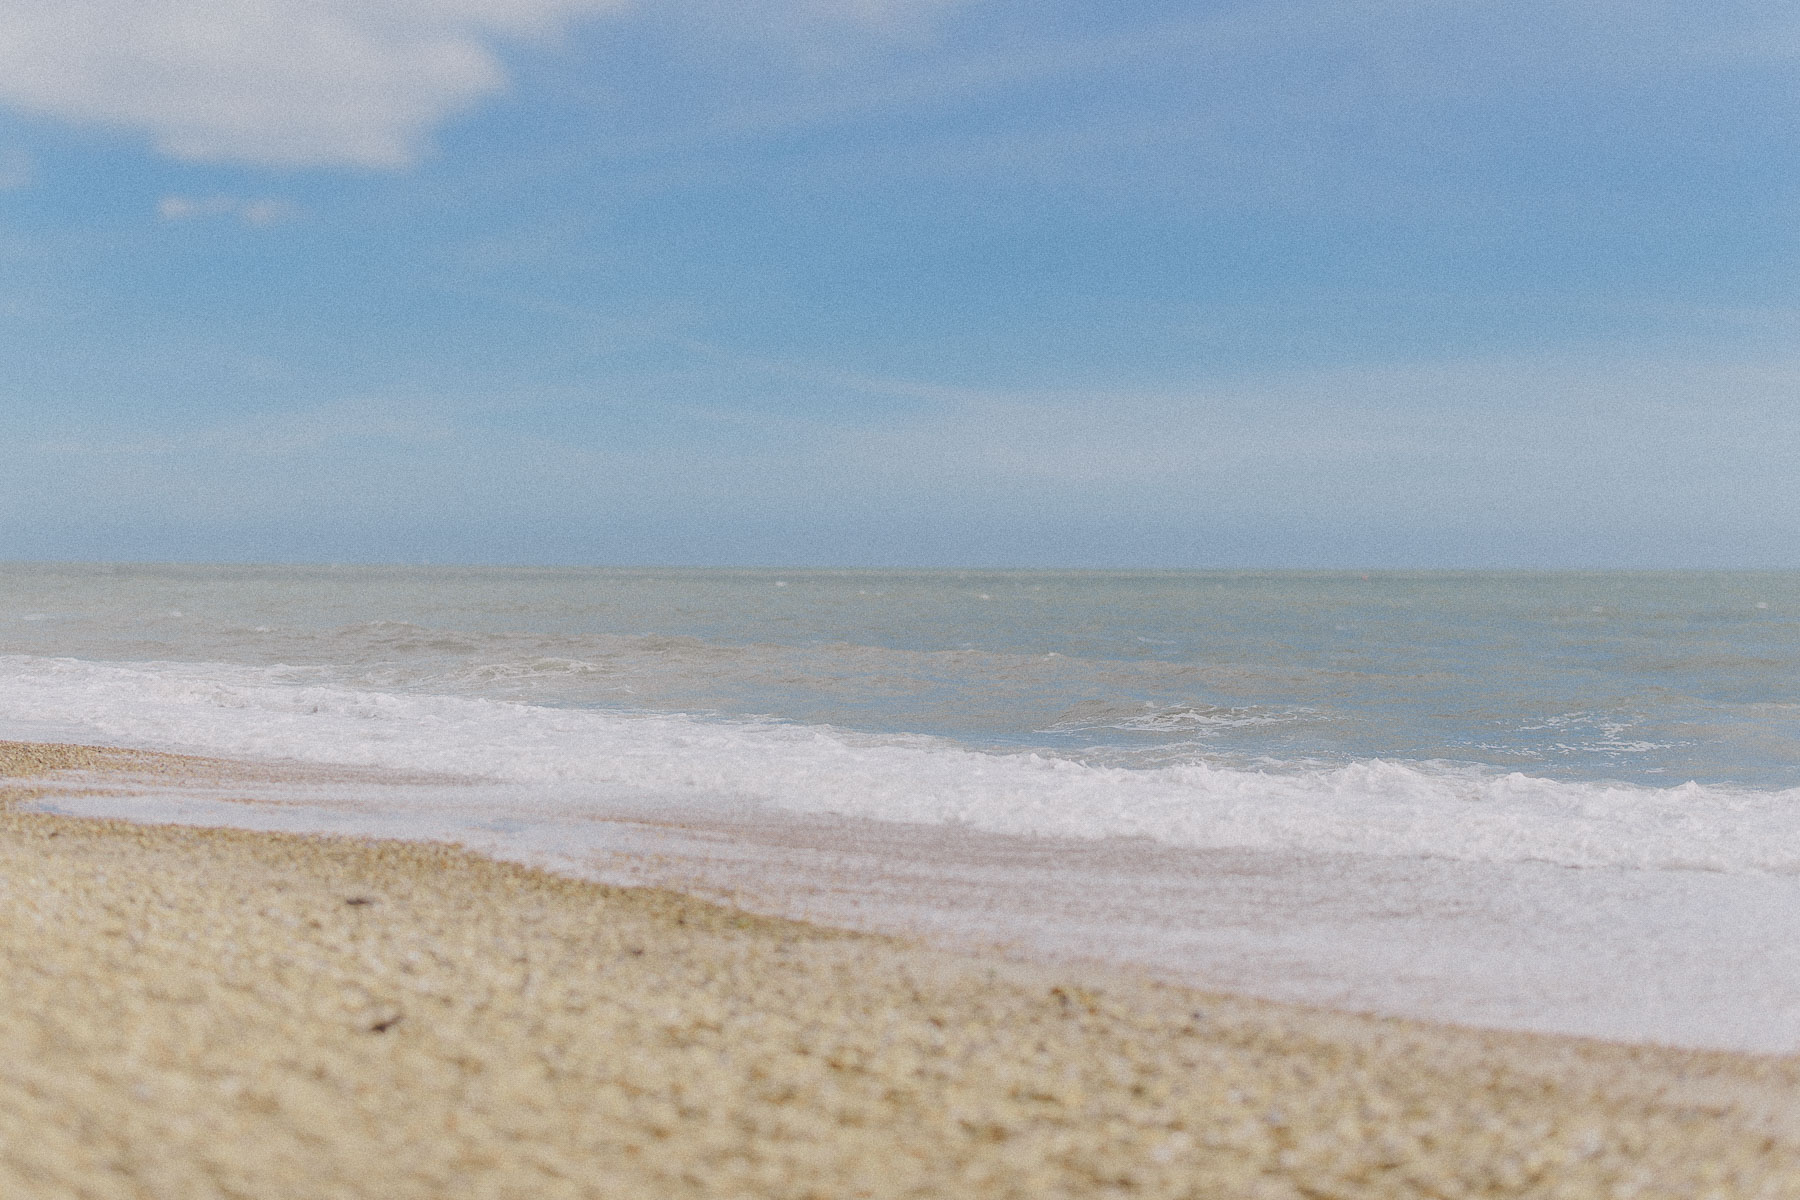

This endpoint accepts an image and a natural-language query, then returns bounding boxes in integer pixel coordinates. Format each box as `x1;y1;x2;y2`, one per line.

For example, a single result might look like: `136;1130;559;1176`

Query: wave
70;619;1240;708
1046;698;1308;733
1;654;1795;875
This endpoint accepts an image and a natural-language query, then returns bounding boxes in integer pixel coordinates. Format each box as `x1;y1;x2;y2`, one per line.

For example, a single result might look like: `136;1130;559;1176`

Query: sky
1;0;1797;567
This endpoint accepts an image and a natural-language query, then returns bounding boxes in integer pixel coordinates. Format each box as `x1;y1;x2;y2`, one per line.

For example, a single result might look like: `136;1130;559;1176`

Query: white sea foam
1;653;1796;875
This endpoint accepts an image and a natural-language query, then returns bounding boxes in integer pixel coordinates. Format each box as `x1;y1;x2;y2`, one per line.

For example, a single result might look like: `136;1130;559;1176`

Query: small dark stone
344;896;376;906
369;1015;402;1033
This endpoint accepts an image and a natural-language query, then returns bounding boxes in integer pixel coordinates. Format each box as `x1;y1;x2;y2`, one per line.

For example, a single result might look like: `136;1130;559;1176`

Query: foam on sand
0;743;1796;1199
16;735;1800;1054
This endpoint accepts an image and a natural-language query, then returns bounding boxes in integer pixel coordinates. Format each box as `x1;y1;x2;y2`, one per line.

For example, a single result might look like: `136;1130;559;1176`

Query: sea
4;563;1799;1049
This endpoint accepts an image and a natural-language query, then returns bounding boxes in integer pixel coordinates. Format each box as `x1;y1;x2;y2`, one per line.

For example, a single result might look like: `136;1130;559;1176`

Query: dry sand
2;742;1798;1198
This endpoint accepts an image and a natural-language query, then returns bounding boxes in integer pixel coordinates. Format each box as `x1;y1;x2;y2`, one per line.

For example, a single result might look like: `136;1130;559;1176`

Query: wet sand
2;742;1799;1198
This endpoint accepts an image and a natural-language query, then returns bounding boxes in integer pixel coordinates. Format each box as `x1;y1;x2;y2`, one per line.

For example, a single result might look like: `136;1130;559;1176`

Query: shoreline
17;738;1800;1054
3;741;1799;1196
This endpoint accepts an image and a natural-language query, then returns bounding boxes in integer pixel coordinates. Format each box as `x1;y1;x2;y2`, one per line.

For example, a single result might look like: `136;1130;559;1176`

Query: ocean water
8;562;1800;1049
2;563;1797;874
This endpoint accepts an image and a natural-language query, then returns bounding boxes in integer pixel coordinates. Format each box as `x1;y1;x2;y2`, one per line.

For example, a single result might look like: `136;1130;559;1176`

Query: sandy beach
2;742;1798;1198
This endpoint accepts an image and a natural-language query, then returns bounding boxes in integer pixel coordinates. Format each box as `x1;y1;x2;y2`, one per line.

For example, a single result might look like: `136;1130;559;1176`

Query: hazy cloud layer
9;352;1799;566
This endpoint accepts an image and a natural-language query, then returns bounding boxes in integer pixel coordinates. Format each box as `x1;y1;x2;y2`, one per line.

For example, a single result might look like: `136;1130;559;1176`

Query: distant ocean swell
2;654;1795;876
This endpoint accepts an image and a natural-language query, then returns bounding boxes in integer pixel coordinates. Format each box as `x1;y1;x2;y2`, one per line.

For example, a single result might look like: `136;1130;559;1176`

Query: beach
12;0;1796;1181
3;741;1798;1198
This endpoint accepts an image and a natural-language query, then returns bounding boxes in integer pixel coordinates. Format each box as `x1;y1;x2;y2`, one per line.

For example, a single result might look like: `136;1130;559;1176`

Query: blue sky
2;0;1797;566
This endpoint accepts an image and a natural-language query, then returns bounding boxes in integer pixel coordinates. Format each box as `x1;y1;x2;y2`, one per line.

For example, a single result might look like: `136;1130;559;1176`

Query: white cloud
157;193;298;225
663;0;965;57
0;0;631;167
0;0;965;169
